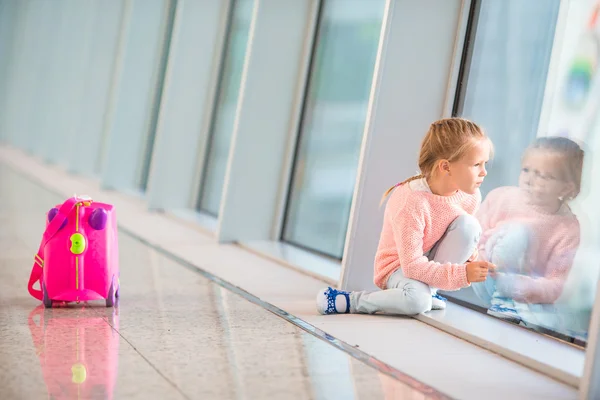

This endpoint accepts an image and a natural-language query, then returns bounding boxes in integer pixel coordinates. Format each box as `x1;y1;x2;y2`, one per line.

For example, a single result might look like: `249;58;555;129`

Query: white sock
335;293;349;313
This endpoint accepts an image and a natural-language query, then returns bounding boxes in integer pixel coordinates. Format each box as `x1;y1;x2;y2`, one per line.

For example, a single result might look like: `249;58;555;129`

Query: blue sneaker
316;287;351;315
487;304;522;324
431;293;447;310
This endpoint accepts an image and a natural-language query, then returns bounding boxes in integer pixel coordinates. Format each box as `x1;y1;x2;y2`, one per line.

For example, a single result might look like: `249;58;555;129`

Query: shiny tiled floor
0;166;437;399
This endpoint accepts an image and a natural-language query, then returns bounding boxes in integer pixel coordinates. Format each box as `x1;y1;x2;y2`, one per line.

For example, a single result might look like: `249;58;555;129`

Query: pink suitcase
28;196;120;308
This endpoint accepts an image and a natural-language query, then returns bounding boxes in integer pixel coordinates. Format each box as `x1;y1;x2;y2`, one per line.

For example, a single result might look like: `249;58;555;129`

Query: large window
197;0;255;216
450;0;600;346
138;1;177;192
281;0;386;258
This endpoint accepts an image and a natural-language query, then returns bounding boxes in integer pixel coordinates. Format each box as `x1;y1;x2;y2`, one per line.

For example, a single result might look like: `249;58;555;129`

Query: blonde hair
526;136;584;200
381;118;491;205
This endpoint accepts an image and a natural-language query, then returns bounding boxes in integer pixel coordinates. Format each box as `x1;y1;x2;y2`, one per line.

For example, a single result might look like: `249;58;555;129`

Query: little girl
472;137;584;324
316;118;496;316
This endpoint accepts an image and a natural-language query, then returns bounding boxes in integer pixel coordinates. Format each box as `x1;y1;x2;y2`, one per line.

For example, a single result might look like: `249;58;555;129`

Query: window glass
451;0;600;346
282;0;386;258
139;1;177;191
197;0;255;215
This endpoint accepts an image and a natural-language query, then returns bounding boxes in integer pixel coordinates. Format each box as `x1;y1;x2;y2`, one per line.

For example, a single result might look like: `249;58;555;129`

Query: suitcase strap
28;197;86;301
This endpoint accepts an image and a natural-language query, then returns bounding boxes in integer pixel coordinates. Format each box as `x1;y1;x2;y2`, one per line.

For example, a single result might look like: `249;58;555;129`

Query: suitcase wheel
42;282;52;309
106;276;117;308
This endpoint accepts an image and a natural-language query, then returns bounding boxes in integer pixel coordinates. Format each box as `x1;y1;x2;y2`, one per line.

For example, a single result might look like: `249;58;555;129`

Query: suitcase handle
28;197;87;301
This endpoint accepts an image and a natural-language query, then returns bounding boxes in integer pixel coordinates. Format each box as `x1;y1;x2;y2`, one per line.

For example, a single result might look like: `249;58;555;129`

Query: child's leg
480;224;530;321
427;214;481;264
472;224;529;307
317;215;482;316
349;268;432;315
427;214;481;309
486;223;530;274
487;290;522;324
471;277;496;307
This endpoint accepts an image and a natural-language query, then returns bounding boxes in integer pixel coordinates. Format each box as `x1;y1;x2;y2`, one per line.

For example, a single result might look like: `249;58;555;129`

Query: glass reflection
452;0;600;344
472;137;586;339
28;306;119;400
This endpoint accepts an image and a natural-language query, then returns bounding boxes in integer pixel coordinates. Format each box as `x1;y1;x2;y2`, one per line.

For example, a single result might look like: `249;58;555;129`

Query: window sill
166;208;218;235
416;302;584;387
116;187;147;201
239;240;340;285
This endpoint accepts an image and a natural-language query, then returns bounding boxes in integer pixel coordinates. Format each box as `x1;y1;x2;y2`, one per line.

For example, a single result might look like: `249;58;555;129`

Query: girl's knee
406;291;432;314
450;214;482;243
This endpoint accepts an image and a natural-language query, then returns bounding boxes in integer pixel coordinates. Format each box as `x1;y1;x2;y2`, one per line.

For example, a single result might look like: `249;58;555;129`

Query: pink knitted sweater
374;179;481;290
477;186;580;304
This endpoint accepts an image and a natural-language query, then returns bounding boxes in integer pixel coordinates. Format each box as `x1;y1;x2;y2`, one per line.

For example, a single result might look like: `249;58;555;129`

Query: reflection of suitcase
27;196;120;308
28;306;119;400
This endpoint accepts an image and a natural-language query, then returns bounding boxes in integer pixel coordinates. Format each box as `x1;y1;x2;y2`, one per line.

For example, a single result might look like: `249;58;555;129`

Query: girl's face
518;149;575;209
448;139;490;195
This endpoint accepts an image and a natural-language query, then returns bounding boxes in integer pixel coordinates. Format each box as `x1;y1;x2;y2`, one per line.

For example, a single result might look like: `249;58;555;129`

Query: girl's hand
466;261;496;283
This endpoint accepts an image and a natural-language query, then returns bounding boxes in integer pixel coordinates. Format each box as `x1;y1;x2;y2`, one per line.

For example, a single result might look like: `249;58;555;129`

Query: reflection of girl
473;137;584;324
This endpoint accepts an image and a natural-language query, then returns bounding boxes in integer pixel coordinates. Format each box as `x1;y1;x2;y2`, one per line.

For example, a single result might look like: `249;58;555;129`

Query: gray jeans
350;214;481;315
